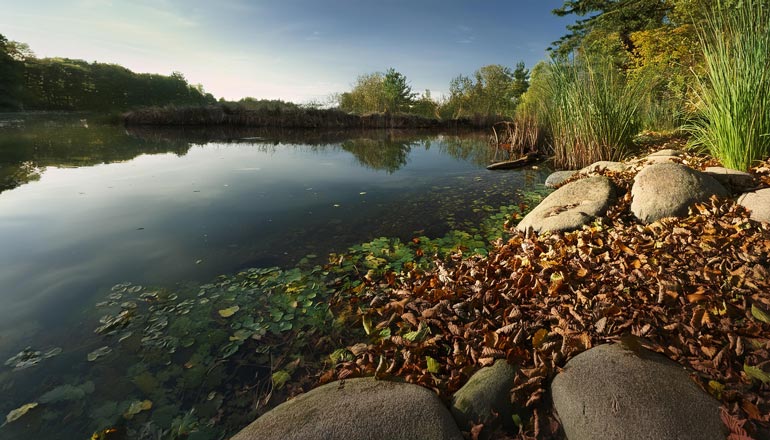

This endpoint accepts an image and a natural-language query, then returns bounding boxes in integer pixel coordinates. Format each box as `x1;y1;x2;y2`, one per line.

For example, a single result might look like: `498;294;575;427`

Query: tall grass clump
689;0;770;171
526;57;646;169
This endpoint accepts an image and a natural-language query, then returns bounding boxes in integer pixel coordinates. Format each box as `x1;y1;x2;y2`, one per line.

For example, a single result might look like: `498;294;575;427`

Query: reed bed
542;57;646;169
688;0;770;171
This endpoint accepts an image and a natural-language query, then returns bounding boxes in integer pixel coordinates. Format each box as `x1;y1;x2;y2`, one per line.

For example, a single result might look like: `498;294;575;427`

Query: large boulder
737;188;770;223
517;176;616;233
704;166;757;193
649;148;683;157
579;161;627;174
551;344;725;440
231;378;463;440
451;359;517;433
631;163;729;223
545;170;578;188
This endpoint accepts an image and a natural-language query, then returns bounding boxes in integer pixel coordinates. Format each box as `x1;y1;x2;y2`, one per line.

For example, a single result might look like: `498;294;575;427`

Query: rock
649;148;683;157
551;344;725;440
704;166;757;192
451;359;517;433
737;188;770;223
545;170;578;188
231;378;463;440
516;176;616;233
631;163;728;223
640;155;682;165
579;161;627;174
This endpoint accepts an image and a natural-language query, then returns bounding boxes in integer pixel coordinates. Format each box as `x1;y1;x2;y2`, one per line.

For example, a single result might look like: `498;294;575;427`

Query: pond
0;114;551;439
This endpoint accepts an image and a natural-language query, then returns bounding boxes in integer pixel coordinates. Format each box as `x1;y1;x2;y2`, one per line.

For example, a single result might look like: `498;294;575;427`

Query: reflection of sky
0;139;499;353
0;0;574;102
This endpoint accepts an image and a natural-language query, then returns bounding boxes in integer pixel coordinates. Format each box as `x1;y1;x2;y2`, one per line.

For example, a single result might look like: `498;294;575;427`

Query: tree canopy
0;33;215;111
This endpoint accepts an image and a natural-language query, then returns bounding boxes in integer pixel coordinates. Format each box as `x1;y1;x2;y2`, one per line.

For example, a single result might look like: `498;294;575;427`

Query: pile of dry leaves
325;156;770;439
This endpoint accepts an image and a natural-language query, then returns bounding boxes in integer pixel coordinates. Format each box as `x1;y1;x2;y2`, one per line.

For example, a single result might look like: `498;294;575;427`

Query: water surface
0;114;550;439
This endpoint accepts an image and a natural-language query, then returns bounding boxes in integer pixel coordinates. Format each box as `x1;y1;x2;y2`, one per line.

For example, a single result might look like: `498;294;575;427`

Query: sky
0;0;575;103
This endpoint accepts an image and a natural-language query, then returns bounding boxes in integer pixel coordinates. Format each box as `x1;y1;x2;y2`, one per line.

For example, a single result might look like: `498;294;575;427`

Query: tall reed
539;57;646;169
688;0;770;171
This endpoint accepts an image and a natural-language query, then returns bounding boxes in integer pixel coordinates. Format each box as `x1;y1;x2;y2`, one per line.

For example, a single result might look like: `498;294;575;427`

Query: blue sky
0;0;575;103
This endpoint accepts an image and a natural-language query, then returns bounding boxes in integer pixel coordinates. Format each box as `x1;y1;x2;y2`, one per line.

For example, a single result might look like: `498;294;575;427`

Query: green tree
382;68;416;113
442;63;529;119
0;34;25;110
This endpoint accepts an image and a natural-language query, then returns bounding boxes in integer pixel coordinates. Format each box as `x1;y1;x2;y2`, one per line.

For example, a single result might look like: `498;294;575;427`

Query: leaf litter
323;159;770;439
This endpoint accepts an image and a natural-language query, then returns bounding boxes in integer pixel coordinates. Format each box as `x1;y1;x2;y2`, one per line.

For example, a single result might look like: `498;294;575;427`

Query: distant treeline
123;102;498;129
0;33;215;111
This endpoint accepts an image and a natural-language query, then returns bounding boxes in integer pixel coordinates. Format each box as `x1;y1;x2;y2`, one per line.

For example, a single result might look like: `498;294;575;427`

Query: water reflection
0;114;496;195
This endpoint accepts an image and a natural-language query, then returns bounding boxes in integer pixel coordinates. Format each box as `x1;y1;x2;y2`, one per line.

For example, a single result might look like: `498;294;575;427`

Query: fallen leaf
5;403;38;424
218;306;240;318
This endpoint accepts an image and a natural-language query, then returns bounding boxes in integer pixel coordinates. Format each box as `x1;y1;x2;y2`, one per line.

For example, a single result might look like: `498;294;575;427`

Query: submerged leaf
123;400;152;419
5;403;38;424
87;346;112;362
218;306;240;318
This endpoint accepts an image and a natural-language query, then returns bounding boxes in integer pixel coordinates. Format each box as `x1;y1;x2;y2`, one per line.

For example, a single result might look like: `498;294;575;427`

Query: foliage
0;34;215;111
441;63;529;120
0;34;25;110
521;55;646;169
688;0;770;171
548;0;770;134
338;68;415;114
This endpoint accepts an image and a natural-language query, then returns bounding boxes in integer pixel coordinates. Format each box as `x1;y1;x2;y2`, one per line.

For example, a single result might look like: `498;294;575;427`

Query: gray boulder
517;176;616;233
231;378;463;440
704;166;757;192
737;188;770;223
579;161;627;174
451;359;517;432
545;170;578;188
649;148;683;157
551;344;725;440
640;155;681;165
631;163;728;223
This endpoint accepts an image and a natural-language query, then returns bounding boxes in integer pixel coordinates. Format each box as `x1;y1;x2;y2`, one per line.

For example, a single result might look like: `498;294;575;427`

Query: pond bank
242;144;770;439
123;105;502;129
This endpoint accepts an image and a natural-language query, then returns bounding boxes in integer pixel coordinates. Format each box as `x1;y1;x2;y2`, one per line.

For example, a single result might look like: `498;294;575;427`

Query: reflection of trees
1;116;498;193
0;114;193;193
437;134;495;167
340;138;416;173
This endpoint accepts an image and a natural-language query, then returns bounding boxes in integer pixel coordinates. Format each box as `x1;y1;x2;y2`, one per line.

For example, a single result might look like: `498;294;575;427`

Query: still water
0;114;549;439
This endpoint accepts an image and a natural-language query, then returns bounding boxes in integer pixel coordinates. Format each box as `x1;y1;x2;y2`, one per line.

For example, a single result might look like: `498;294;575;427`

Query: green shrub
688;0;770;171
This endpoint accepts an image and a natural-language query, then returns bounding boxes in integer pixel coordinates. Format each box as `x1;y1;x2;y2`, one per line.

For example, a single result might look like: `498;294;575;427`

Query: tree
382;68;416;113
442;62;529;119
0;34;25;110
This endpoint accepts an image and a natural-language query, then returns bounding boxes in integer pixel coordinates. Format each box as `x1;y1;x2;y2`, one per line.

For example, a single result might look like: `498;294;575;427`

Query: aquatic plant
522;56;647;169
688;0;770;171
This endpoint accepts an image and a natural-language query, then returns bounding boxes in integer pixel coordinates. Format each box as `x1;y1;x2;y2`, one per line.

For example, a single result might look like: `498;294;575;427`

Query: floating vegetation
4;347;62;371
